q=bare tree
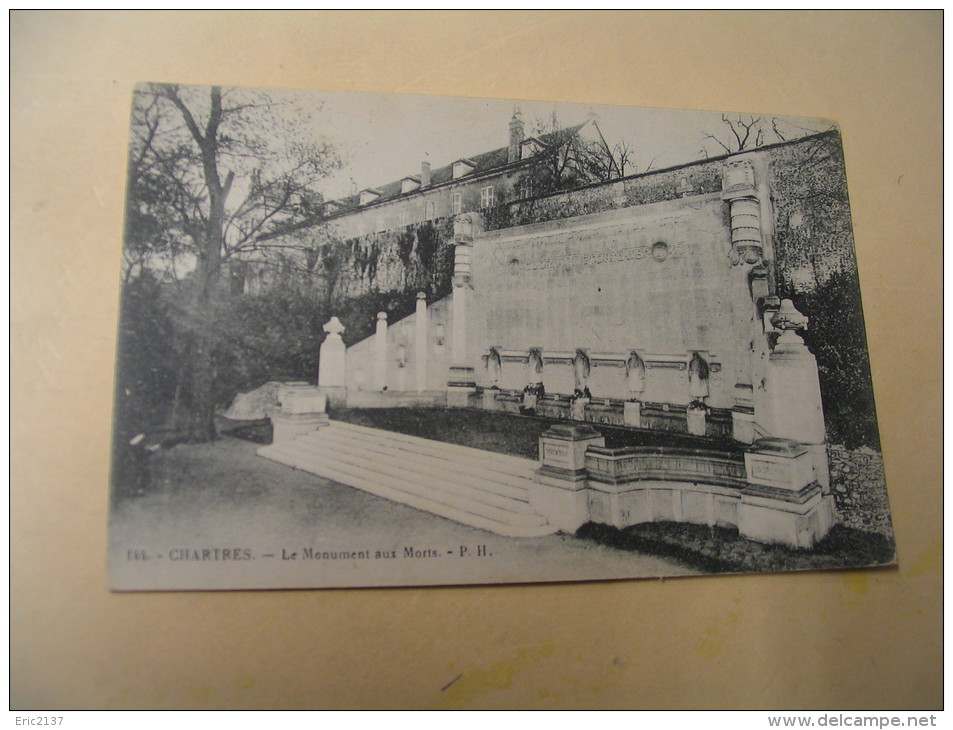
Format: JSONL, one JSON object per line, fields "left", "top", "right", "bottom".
{"left": 514, "top": 113, "right": 601, "bottom": 194}
{"left": 698, "top": 114, "right": 834, "bottom": 158}
{"left": 124, "top": 83, "right": 341, "bottom": 441}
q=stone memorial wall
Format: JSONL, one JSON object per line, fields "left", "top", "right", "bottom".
{"left": 469, "top": 197, "right": 754, "bottom": 408}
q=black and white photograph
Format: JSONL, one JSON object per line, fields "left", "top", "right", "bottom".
{"left": 108, "top": 84, "right": 896, "bottom": 591}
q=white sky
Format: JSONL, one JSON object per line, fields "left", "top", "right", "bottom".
{"left": 264, "top": 87, "right": 836, "bottom": 201}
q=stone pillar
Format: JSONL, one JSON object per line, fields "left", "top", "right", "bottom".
{"left": 531, "top": 424, "right": 605, "bottom": 532}
{"left": 765, "top": 300, "right": 830, "bottom": 491}
{"left": 318, "top": 316, "right": 347, "bottom": 409}
{"left": 739, "top": 437, "right": 835, "bottom": 548}
{"left": 447, "top": 213, "right": 481, "bottom": 407}
{"left": 722, "top": 159, "right": 764, "bottom": 267}
{"left": 722, "top": 160, "right": 773, "bottom": 448}
{"left": 374, "top": 311, "right": 388, "bottom": 391}
{"left": 415, "top": 292, "right": 428, "bottom": 393}
{"left": 270, "top": 384, "right": 329, "bottom": 445}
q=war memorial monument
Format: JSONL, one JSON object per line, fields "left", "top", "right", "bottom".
{"left": 109, "top": 87, "right": 893, "bottom": 590}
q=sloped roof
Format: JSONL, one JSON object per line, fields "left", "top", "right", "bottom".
{"left": 328, "top": 121, "right": 588, "bottom": 215}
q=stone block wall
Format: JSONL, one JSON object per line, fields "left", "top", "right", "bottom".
{"left": 828, "top": 445, "right": 893, "bottom": 538}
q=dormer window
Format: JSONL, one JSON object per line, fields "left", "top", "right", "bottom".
{"left": 400, "top": 176, "right": 421, "bottom": 194}
{"left": 359, "top": 189, "right": 381, "bottom": 206}
{"left": 452, "top": 159, "right": 476, "bottom": 179}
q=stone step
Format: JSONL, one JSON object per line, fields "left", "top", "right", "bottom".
{"left": 260, "top": 440, "right": 543, "bottom": 525}
{"left": 326, "top": 420, "right": 538, "bottom": 474}
{"left": 302, "top": 424, "right": 538, "bottom": 486}
{"left": 257, "top": 428, "right": 557, "bottom": 538}
{"left": 299, "top": 429, "right": 535, "bottom": 506}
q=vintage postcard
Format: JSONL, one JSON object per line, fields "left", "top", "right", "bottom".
{"left": 108, "top": 84, "right": 894, "bottom": 590}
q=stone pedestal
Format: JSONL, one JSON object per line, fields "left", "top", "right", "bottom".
{"left": 738, "top": 487, "right": 835, "bottom": 550}
{"left": 531, "top": 424, "right": 604, "bottom": 532}
{"left": 623, "top": 400, "right": 642, "bottom": 428}
{"left": 687, "top": 407, "right": 707, "bottom": 436}
{"left": 765, "top": 301, "right": 830, "bottom": 490}
{"left": 738, "top": 437, "right": 834, "bottom": 548}
{"left": 272, "top": 412, "right": 329, "bottom": 444}
{"left": 270, "top": 384, "right": 329, "bottom": 445}
{"left": 482, "top": 388, "right": 500, "bottom": 411}
{"left": 277, "top": 383, "right": 326, "bottom": 415}
{"left": 744, "top": 438, "right": 817, "bottom": 492}
{"left": 571, "top": 397, "right": 589, "bottom": 421}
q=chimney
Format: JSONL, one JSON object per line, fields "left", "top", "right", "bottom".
{"left": 421, "top": 161, "right": 432, "bottom": 188}
{"left": 508, "top": 108, "right": 524, "bottom": 164}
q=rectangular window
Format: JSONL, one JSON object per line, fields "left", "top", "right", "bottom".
{"left": 425, "top": 201, "right": 435, "bottom": 220}
{"left": 399, "top": 209, "right": 409, "bottom": 227}
{"left": 480, "top": 185, "right": 495, "bottom": 209}
{"left": 452, "top": 191, "right": 462, "bottom": 215}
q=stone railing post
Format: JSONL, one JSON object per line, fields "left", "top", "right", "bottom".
{"left": 374, "top": 311, "right": 388, "bottom": 391}
{"left": 739, "top": 437, "right": 835, "bottom": 548}
{"left": 318, "top": 316, "right": 347, "bottom": 409}
{"left": 415, "top": 292, "right": 428, "bottom": 393}
{"left": 530, "top": 424, "right": 605, "bottom": 532}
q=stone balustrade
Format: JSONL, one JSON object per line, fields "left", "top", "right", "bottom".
{"left": 585, "top": 445, "right": 748, "bottom": 490}
{"left": 532, "top": 425, "right": 835, "bottom": 548}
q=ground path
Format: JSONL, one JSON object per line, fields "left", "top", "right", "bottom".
{"left": 109, "top": 436, "right": 696, "bottom": 591}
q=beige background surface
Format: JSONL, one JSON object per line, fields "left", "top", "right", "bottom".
{"left": 11, "top": 11, "right": 942, "bottom": 709}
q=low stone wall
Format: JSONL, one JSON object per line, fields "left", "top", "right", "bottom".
{"left": 828, "top": 445, "right": 893, "bottom": 538}
{"left": 474, "top": 389, "right": 733, "bottom": 438}
{"left": 345, "top": 390, "right": 447, "bottom": 409}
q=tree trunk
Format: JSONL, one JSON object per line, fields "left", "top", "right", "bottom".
{"left": 185, "top": 254, "right": 220, "bottom": 442}
{"left": 181, "top": 85, "right": 229, "bottom": 443}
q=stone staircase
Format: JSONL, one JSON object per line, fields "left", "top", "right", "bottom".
{"left": 257, "top": 421, "right": 557, "bottom": 538}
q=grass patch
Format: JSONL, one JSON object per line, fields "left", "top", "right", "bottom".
{"left": 577, "top": 521, "right": 896, "bottom": 575}
{"left": 329, "top": 407, "right": 743, "bottom": 460}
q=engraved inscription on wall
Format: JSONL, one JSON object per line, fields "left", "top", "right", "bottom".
{"left": 514, "top": 242, "right": 688, "bottom": 273}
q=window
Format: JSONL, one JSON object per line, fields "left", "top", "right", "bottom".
{"left": 425, "top": 201, "right": 435, "bottom": 220}
{"left": 480, "top": 185, "right": 495, "bottom": 209}
{"left": 452, "top": 191, "right": 463, "bottom": 215}
{"left": 399, "top": 209, "right": 409, "bottom": 227}
{"left": 519, "top": 178, "right": 534, "bottom": 199}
